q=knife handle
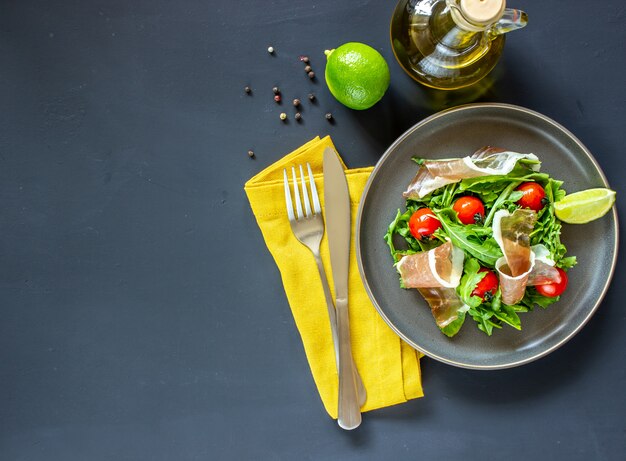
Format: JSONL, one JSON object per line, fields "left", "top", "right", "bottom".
{"left": 336, "top": 297, "right": 362, "bottom": 430}
{"left": 312, "top": 255, "right": 367, "bottom": 407}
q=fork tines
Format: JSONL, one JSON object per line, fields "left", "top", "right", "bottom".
{"left": 283, "top": 163, "right": 321, "bottom": 221}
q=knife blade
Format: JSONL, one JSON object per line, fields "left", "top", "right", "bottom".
{"left": 323, "top": 147, "right": 361, "bottom": 430}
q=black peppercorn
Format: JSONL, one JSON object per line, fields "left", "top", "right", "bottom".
{"left": 293, "top": 98, "right": 301, "bottom": 107}
{"left": 308, "top": 93, "right": 315, "bottom": 101}
{"left": 302, "top": 56, "right": 310, "bottom": 63}
{"left": 272, "top": 86, "right": 280, "bottom": 94}
{"left": 304, "top": 65, "right": 312, "bottom": 73}
{"left": 295, "top": 112, "right": 302, "bottom": 121}
{"left": 244, "top": 86, "right": 251, "bottom": 94}
{"left": 248, "top": 150, "right": 255, "bottom": 158}
{"left": 325, "top": 112, "right": 333, "bottom": 120}
{"left": 308, "top": 71, "right": 315, "bottom": 79}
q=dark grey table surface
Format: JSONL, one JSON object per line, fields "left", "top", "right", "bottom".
{"left": 1, "top": 1, "right": 625, "bottom": 460}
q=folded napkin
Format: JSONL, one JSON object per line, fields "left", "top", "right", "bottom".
{"left": 244, "top": 136, "right": 423, "bottom": 418}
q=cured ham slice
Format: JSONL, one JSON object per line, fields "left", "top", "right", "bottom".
{"left": 492, "top": 209, "right": 563, "bottom": 305}
{"left": 404, "top": 147, "right": 540, "bottom": 199}
{"left": 396, "top": 240, "right": 467, "bottom": 327}
{"left": 417, "top": 287, "right": 469, "bottom": 328}
{"left": 492, "top": 208, "right": 536, "bottom": 276}
{"left": 495, "top": 254, "right": 535, "bottom": 306}
{"left": 527, "top": 244, "right": 562, "bottom": 286}
{"left": 492, "top": 208, "right": 536, "bottom": 304}
{"left": 396, "top": 240, "right": 464, "bottom": 288}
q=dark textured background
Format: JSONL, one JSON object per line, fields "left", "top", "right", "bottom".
{"left": 1, "top": 1, "right": 624, "bottom": 460}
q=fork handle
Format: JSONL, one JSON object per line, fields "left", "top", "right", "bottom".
{"left": 313, "top": 256, "right": 367, "bottom": 409}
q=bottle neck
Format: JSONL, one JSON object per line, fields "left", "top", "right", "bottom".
{"left": 432, "top": 2, "right": 484, "bottom": 49}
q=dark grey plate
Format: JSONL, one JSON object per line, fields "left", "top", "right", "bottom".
{"left": 356, "top": 103, "right": 618, "bottom": 370}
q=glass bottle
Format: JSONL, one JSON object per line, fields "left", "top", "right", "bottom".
{"left": 390, "top": 0, "right": 527, "bottom": 90}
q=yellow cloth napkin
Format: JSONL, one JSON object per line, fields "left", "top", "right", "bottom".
{"left": 244, "top": 136, "right": 423, "bottom": 418}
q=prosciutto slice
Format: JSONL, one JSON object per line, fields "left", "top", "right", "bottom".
{"left": 492, "top": 208, "right": 536, "bottom": 304}
{"left": 396, "top": 241, "right": 468, "bottom": 327}
{"left": 404, "top": 147, "right": 540, "bottom": 199}
{"left": 492, "top": 209, "right": 561, "bottom": 304}
{"left": 396, "top": 240, "right": 464, "bottom": 289}
{"left": 417, "top": 287, "right": 469, "bottom": 328}
{"left": 527, "top": 244, "right": 562, "bottom": 286}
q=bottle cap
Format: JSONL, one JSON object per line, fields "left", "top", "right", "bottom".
{"left": 459, "top": 0, "right": 505, "bottom": 26}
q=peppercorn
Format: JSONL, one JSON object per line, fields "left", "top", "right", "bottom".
{"left": 325, "top": 112, "right": 333, "bottom": 120}
{"left": 248, "top": 150, "right": 255, "bottom": 158}
{"left": 304, "top": 65, "right": 312, "bottom": 73}
{"left": 308, "top": 93, "right": 315, "bottom": 101}
{"left": 274, "top": 94, "right": 281, "bottom": 103}
{"left": 308, "top": 71, "right": 315, "bottom": 79}
{"left": 244, "top": 86, "right": 251, "bottom": 94}
{"left": 302, "top": 56, "right": 310, "bottom": 63}
{"left": 295, "top": 112, "right": 302, "bottom": 121}
{"left": 272, "top": 86, "right": 280, "bottom": 94}
{"left": 293, "top": 98, "right": 301, "bottom": 107}
{"left": 267, "top": 46, "right": 274, "bottom": 54}
{"left": 279, "top": 112, "right": 287, "bottom": 121}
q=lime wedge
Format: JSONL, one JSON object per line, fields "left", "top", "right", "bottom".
{"left": 554, "top": 188, "right": 616, "bottom": 224}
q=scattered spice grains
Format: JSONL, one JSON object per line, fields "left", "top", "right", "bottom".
{"left": 248, "top": 150, "right": 255, "bottom": 158}
{"left": 244, "top": 51, "right": 325, "bottom": 134}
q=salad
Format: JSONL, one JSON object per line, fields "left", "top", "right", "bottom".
{"left": 384, "top": 147, "right": 576, "bottom": 337}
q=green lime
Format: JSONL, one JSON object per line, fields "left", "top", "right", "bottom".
{"left": 554, "top": 188, "right": 616, "bottom": 224}
{"left": 324, "top": 42, "right": 390, "bottom": 110}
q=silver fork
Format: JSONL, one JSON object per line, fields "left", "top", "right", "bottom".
{"left": 283, "top": 164, "right": 367, "bottom": 411}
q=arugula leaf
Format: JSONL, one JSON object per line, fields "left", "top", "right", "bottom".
{"left": 436, "top": 210, "right": 502, "bottom": 266}
{"left": 457, "top": 258, "right": 487, "bottom": 308}
{"left": 468, "top": 305, "right": 501, "bottom": 336}
{"left": 529, "top": 178, "right": 577, "bottom": 268}
{"left": 492, "top": 302, "right": 522, "bottom": 330}
{"left": 483, "top": 180, "right": 522, "bottom": 227}
{"left": 521, "top": 288, "right": 560, "bottom": 309}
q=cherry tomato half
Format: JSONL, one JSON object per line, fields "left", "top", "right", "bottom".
{"left": 471, "top": 268, "right": 499, "bottom": 301}
{"left": 408, "top": 208, "right": 442, "bottom": 240}
{"left": 516, "top": 182, "right": 546, "bottom": 212}
{"left": 535, "top": 267, "right": 568, "bottom": 297}
{"left": 453, "top": 196, "right": 485, "bottom": 225}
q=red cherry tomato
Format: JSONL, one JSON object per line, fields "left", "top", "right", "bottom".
{"left": 535, "top": 267, "right": 568, "bottom": 297}
{"left": 408, "top": 208, "right": 442, "bottom": 240}
{"left": 471, "top": 268, "right": 499, "bottom": 301}
{"left": 516, "top": 182, "right": 546, "bottom": 212}
{"left": 453, "top": 196, "right": 485, "bottom": 225}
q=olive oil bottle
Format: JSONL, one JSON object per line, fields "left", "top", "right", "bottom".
{"left": 390, "top": 0, "right": 527, "bottom": 90}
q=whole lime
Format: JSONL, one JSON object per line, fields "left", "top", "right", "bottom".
{"left": 324, "top": 42, "right": 390, "bottom": 110}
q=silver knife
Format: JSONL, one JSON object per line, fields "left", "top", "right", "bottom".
{"left": 323, "top": 147, "right": 362, "bottom": 430}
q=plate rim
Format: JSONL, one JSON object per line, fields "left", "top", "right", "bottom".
{"left": 355, "top": 102, "right": 619, "bottom": 370}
